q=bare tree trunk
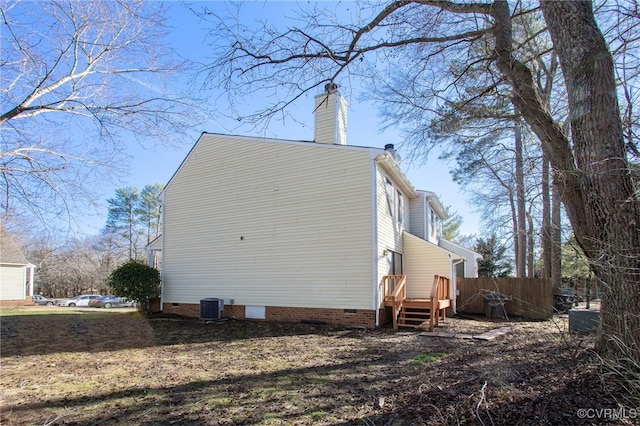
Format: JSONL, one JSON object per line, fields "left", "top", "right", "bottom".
{"left": 540, "top": 0, "right": 640, "bottom": 359}
{"left": 509, "top": 191, "right": 518, "bottom": 274}
{"left": 492, "top": 0, "right": 640, "bottom": 360}
{"left": 514, "top": 118, "right": 527, "bottom": 277}
{"left": 551, "top": 182, "right": 562, "bottom": 294}
{"left": 527, "top": 211, "right": 535, "bottom": 277}
{"left": 541, "top": 156, "right": 552, "bottom": 279}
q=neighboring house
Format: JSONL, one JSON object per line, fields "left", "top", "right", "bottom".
{"left": 152, "top": 84, "right": 481, "bottom": 327}
{"left": 0, "top": 226, "right": 35, "bottom": 306}
{"left": 146, "top": 234, "right": 162, "bottom": 271}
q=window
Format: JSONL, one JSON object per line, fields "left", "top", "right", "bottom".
{"left": 384, "top": 177, "right": 403, "bottom": 223}
{"left": 430, "top": 207, "right": 437, "bottom": 238}
{"left": 384, "top": 178, "right": 394, "bottom": 217}
{"left": 428, "top": 205, "right": 442, "bottom": 240}
{"left": 386, "top": 250, "right": 403, "bottom": 275}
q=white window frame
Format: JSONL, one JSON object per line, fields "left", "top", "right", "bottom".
{"left": 384, "top": 177, "right": 395, "bottom": 218}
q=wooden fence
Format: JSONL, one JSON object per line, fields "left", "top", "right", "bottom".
{"left": 457, "top": 277, "right": 553, "bottom": 320}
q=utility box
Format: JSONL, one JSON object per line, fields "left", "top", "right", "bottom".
{"left": 200, "top": 298, "right": 224, "bottom": 320}
{"left": 569, "top": 309, "right": 599, "bottom": 333}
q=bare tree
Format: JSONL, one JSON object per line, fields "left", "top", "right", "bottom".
{"left": 28, "top": 235, "right": 114, "bottom": 298}
{"left": 0, "top": 0, "right": 200, "bottom": 230}
{"left": 200, "top": 0, "right": 640, "bottom": 361}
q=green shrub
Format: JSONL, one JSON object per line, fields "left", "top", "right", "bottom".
{"left": 108, "top": 260, "right": 160, "bottom": 313}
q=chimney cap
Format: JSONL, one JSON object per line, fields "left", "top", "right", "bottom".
{"left": 384, "top": 143, "right": 401, "bottom": 164}
{"left": 324, "top": 82, "right": 339, "bottom": 93}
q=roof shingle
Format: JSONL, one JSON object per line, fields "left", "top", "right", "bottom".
{"left": 0, "top": 226, "right": 29, "bottom": 265}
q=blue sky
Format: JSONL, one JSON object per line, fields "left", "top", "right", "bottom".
{"left": 84, "top": 1, "right": 481, "bottom": 237}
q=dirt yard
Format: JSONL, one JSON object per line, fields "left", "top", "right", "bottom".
{"left": 0, "top": 306, "right": 636, "bottom": 425}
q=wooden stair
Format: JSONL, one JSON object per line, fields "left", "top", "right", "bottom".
{"left": 383, "top": 275, "right": 451, "bottom": 332}
{"left": 397, "top": 299, "right": 434, "bottom": 329}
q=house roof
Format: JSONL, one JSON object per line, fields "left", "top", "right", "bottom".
{"left": 146, "top": 234, "right": 162, "bottom": 250}
{"left": 0, "top": 226, "right": 29, "bottom": 265}
{"left": 375, "top": 152, "right": 417, "bottom": 198}
{"left": 417, "top": 190, "right": 448, "bottom": 219}
{"left": 439, "top": 238, "right": 483, "bottom": 260}
{"left": 403, "top": 231, "right": 463, "bottom": 260}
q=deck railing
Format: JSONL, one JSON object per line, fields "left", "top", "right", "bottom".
{"left": 432, "top": 275, "right": 450, "bottom": 301}
{"left": 430, "top": 275, "right": 451, "bottom": 329}
{"left": 383, "top": 274, "right": 406, "bottom": 329}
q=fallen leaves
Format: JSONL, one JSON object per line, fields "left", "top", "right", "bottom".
{"left": 0, "top": 310, "right": 634, "bottom": 425}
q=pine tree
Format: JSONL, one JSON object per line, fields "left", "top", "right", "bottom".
{"left": 474, "top": 234, "right": 513, "bottom": 278}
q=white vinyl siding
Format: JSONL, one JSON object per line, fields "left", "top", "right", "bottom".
{"left": 162, "top": 135, "right": 374, "bottom": 309}
{"left": 403, "top": 232, "right": 452, "bottom": 299}
{"left": 0, "top": 265, "right": 25, "bottom": 300}
{"left": 409, "top": 196, "right": 426, "bottom": 239}
{"left": 314, "top": 92, "right": 347, "bottom": 145}
{"left": 375, "top": 168, "right": 410, "bottom": 306}
{"left": 439, "top": 239, "right": 481, "bottom": 278}
{"left": 376, "top": 170, "right": 406, "bottom": 252}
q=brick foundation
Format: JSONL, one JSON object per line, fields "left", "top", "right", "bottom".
{"left": 163, "top": 302, "right": 200, "bottom": 318}
{"left": 0, "top": 296, "right": 33, "bottom": 307}
{"left": 162, "top": 303, "right": 379, "bottom": 328}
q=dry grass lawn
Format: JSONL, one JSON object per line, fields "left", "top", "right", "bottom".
{"left": 0, "top": 306, "right": 635, "bottom": 425}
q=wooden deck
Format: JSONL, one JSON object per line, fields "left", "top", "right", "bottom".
{"left": 383, "top": 275, "right": 451, "bottom": 332}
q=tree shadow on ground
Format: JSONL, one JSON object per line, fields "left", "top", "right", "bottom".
{"left": 0, "top": 312, "right": 341, "bottom": 357}
{"left": 2, "top": 336, "right": 425, "bottom": 425}
{"left": 1, "top": 313, "right": 629, "bottom": 425}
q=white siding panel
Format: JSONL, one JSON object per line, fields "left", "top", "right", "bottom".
{"left": 403, "top": 232, "right": 451, "bottom": 299}
{"left": 314, "top": 93, "right": 347, "bottom": 145}
{"left": 0, "top": 266, "right": 25, "bottom": 300}
{"left": 465, "top": 260, "right": 479, "bottom": 278}
{"left": 439, "top": 239, "right": 480, "bottom": 278}
{"left": 375, "top": 168, "right": 410, "bottom": 307}
{"left": 409, "top": 195, "right": 426, "bottom": 239}
{"left": 162, "top": 135, "right": 374, "bottom": 309}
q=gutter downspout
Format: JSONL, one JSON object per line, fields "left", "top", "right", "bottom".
{"left": 24, "top": 263, "right": 35, "bottom": 297}
{"left": 371, "top": 157, "right": 380, "bottom": 327}
{"left": 159, "top": 193, "right": 165, "bottom": 312}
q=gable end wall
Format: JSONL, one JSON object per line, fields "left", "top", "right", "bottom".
{"left": 162, "top": 135, "right": 375, "bottom": 310}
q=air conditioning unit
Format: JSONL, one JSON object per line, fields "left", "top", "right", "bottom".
{"left": 200, "top": 298, "right": 224, "bottom": 320}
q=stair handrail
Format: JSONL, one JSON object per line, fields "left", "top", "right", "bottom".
{"left": 383, "top": 274, "right": 405, "bottom": 298}
{"left": 429, "top": 275, "right": 451, "bottom": 331}
{"left": 383, "top": 274, "right": 406, "bottom": 329}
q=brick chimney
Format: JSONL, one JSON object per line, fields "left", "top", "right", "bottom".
{"left": 314, "top": 83, "right": 347, "bottom": 145}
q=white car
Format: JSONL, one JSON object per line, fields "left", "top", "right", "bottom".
{"left": 57, "top": 294, "right": 102, "bottom": 307}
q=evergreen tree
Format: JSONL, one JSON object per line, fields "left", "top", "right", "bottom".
{"left": 105, "top": 187, "right": 140, "bottom": 260}
{"left": 136, "top": 184, "right": 164, "bottom": 245}
{"left": 442, "top": 206, "right": 463, "bottom": 242}
{"left": 474, "top": 234, "right": 513, "bottom": 278}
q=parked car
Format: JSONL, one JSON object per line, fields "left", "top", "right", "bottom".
{"left": 88, "top": 295, "right": 136, "bottom": 309}
{"left": 57, "top": 294, "right": 102, "bottom": 307}
{"left": 32, "top": 295, "right": 56, "bottom": 306}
